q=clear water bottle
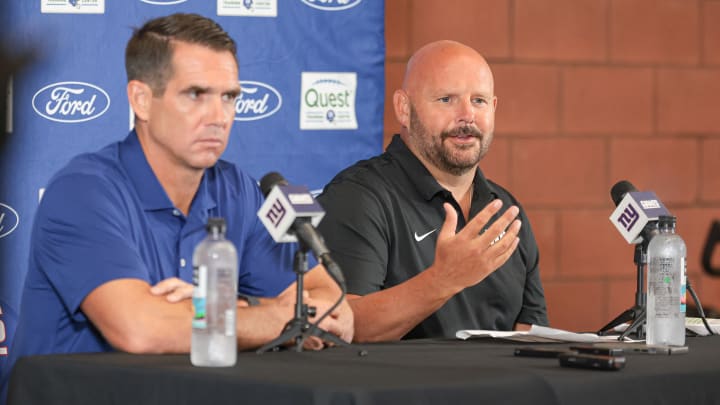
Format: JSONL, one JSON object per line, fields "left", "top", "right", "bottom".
{"left": 191, "top": 217, "right": 238, "bottom": 366}
{"left": 646, "top": 215, "right": 687, "bottom": 346}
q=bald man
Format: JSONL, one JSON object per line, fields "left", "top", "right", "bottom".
{"left": 317, "top": 40, "right": 548, "bottom": 342}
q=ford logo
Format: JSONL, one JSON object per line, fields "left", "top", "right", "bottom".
{"left": 301, "top": 0, "right": 362, "bottom": 11}
{"left": 139, "top": 0, "right": 188, "bottom": 5}
{"left": 0, "top": 203, "right": 19, "bottom": 239}
{"left": 235, "top": 81, "right": 282, "bottom": 122}
{"left": 32, "top": 81, "right": 110, "bottom": 123}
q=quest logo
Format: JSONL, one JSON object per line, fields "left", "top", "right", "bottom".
{"left": 235, "top": 81, "right": 282, "bottom": 121}
{"left": 41, "top": 0, "right": 105, "bottom": 14}
{"left": 139, "top": 0, "right": 189, "bottom": 5}
{"left": 301, "top": 0, "right": 362, "bottom": 11}
{"left": 32, "top": 81, "right": 110, "bottom": 123}
{"left": 300, "top": 72, "right": 357, "bottom": 130}
{"left": 0, "top": 203, "right": 19, "bottom": 239}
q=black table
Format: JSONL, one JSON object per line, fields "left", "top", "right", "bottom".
{"left": 8, "top": 336, "right": 720, "bottom": 405}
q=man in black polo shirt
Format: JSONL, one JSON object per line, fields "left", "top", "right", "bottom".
{"left": 317, "top": 40, "right": 548, "bottom": 341}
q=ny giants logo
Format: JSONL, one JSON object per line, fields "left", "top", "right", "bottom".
{"left": 264, "top": 198, "right": 287, "bottom": 228}
{"left": 32, "top": 81, "right": 110, "bottom": 123}
{"left": 617, "top": 204, "right": 640, "bottom": 232}
{"left": 0, "top": 203, "right": 19, "bottom": 239}
{"left": 235, "top": 81, "right": 282, "bottom": 121}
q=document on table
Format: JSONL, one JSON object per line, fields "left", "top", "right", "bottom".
{"left": 456, "top": 325, "right": 640, "bottom": 343}
{"left": 685, "top": 317, "right": 720, "bottom": 336}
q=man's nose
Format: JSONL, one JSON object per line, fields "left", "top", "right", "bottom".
{"left": 457, "top": 99, "right": 475, "bottom": 125}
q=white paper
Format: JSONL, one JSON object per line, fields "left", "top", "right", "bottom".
{"left": 456, "top": 324, "right": 639, "bottom": 343}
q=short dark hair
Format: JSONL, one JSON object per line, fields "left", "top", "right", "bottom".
{"left": 125, "top": 13, "right": 237, "bottom": 95}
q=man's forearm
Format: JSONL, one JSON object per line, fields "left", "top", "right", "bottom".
{"left": 349, "top": 267, "right": 456, "bottom": 342}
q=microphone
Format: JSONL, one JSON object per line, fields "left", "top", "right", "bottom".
{"left": 257, "top": 172, "right": 325, "bottom": 244}
{"left": 257, "top": 172, "right": 345, "bottom": 286}
{"left": 608, "top": 180, "right": 671, "bottom": 244}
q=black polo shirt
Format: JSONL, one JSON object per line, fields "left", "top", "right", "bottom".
{"left": 317, "top": 135, "right": 548, "bottom": 339}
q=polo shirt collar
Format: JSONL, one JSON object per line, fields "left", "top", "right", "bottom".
{"left": 386, "top": 134, "right": 498, "bottom": 205}
{"left": 118, "top": 130, "right": 217, "bottom": 215}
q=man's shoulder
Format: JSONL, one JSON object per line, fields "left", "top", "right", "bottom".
{"left": 50, "top": 142, "right": 123, "bottom": 186}
{"left": 324, "top": 152, "right": 396, "bottom": 191}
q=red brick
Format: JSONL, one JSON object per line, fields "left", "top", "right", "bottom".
{"left": 559, "top": 209, "right": 636, "bottom": 278}
{"left": 526, "top": 209, "right": 559, "bottom": 279}
{"left": 691, "top": 275, "right": 720, "bottom": 316}
{"left": 701, "top": 139, "right": 720, "bottom": 202}
{"left": 607, "top": 278, "right": 644, "bottom": 328}
{"left": 609, "top": 138, "right": 699, "bottom": 204}
{"left": 704, "top": 1, "right": 720, "bottom": 66}
{"left": 494, "top": 64, "right": 560, "bottom": 135}
{"left": 543, "top": 280, "right": 606, "bottom": 331}
{"left": 514, "top": 0, "right": 608, "bottom": 62}
{"left": 479, "top": 138, "right": 510, "bottom": 188}
{"left": 610, "top": 0, "right": 700, "bottom": 65}
{"left": 512, "top": 138, "right": 607, "bottom": 206}
{"left": 668, "top": 208, "right": 720, "bottom": 278}
{"left": 383, "top": 61, "right": 406, "bottom": 147}
{"left": 385, "top": 0, "right": 410, "bottom": 60}
{"left": 562, "top": 67, "right": 653, "bottom": 135}
{"left": 409, "top": 0, "right": 510, "bottom": 59}
{"left": 658, "top": 68, "right": 720, "bottom": 134}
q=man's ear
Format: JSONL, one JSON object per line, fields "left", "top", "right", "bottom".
{"left": 393, "top": 89, "right": 410, "bottom": 128}
{"left": 127, "top": 80, "right": 152, "bottom": 122}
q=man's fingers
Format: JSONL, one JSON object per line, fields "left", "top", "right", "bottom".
{"left": 437, "top": 203, "right": 459, "bottom": 241}
{"left": 462, "top": 199, "right": 503, "bottom": 238}
{"left": 150, "top": 277, "right": 183, "bottom": 295}
{"left": 150, "top": 277, "right": 194, "bottom": 302}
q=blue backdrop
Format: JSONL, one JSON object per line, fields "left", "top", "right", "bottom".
{"left": 0, "top": 0, "right": 384, "bottom": 376}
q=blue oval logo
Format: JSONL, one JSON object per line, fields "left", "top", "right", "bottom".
{"left": 139, "top": 0, "right": 188, "bottom": 5}
{"left": 32, "top": 81, "right": 111, "bottom": 124}
{"left": 301, "top": 0, "right": 362, "bottom": 11}
{"left": 0, "top": 203, "right": 19, "bottom": 239}
{"left": 235, "top": 81, "right": 282, "bottom": 122}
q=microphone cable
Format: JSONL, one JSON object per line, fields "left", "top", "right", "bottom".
{"left": 686, "top": 277, "right": 715, "bottom": 336}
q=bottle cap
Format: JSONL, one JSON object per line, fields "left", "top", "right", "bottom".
{"left": 658, "top": 215, "right": 676, "bottom": 227}
{"left": 206, "top": 217, "right": 227, "bottom": 233}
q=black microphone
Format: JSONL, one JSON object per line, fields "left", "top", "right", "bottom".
{"left": 610, "top": 180, "right": 637, "bottom": 206}
{"left": 258, "top": 172, "right": 345, "bottom": 287}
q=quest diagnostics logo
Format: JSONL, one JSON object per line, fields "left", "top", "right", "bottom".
{"left": 41, "top": 0, "right": 105, "bottom": 13}
{"left": 301, "top": 0, "right": 362, "bottom": 11}
{"left": 300, "top": 72, "right": 357, "bottom": 130}
{"left": 139, "top": 0, "right": 189, "bottom": 5}
{"left": 32, "top": 81, "right": 110, "bottom": 123}
{"left": 235, "top": 81, "right": 282, "bottom": 121}
{"left": 0, "top": 203, "right": 19, "bottom": 239}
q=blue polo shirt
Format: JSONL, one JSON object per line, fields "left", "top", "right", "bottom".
{"left": 6, "top": 131, "right": 298, "bottom": 376}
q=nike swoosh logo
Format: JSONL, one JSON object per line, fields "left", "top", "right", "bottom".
{"left": 414, "top": 229, "right": 437, "bottom": 242}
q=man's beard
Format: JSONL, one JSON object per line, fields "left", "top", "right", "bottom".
{"left": 408, "top": 106, "right": 490, "bottom": 176}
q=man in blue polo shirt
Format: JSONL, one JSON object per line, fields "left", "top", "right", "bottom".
{"left": 3, "top": 13, "right": 353, "bottom": 397}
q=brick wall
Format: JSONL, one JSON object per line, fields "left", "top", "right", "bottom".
{"left": 384, "top": 0, "right": 720, "bottom": 331}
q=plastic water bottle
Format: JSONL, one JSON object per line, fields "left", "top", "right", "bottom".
{"left": 646, "top": 215, "right": 686, "bottom": 346}
{"left": 191, "top": 217, "right": 238, "bottom": 366}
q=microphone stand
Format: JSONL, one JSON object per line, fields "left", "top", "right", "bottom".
{"left": 597, "top": 230, "right": 654, "bottom": 340}
{"left": 256, "top": 242, "right": 346, "bottom": 353}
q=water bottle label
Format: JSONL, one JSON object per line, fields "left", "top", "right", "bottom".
{"left": 192, "top": 265, "right": 208, "bottom": 329}
{"left": 680, "top": 257, "right": 687, "bottom": 313}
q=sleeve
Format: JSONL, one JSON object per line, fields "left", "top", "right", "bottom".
{"left": 31, "top": 173, "right": 151, "bottom": 322}
{"left": 316, "top": 179, "right": 390, "bottom": 296}
{"left": 514, "top": 205, "right": 549, "bottom": 326}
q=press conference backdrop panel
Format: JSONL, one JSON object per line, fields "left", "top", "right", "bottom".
{"left": 0, "top": 0, "right": 385, "bottom": 372}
